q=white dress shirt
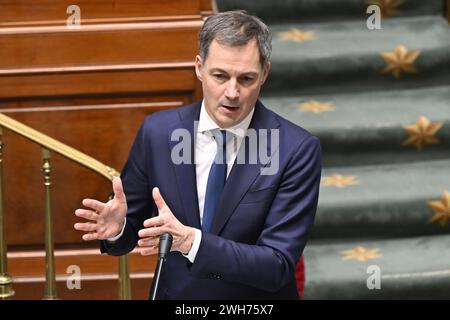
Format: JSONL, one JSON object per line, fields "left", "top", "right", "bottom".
{"left": 185, "top": 101, "right": 254, "bottom": 262}
{"left": 109, "top": 100, "right": 255, "bottom": 263}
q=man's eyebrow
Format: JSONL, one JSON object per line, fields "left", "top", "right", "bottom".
{"left": 209, "top": 68, "right": 228, "bottom": 74}
{"left": 209, "top": 68, "right": 259, "bottom": 76}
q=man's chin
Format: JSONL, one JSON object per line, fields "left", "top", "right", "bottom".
{"left": 216, "top": 112, "right": 241, "bottom": 128}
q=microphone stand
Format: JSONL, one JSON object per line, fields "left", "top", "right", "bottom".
{"left": 151, "top": 233, "right": 173, "bottom": 300}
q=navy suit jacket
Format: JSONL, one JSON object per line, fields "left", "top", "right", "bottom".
{"left": 100, "top": 100, "right": 322, "bottom": 300}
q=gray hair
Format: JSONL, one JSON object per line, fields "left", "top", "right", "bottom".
{"left": 198, "top": 10, "right": 272, "bottom": 67}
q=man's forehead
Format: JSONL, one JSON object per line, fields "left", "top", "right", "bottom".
{"left": 203, "top": 39, "right": 262, "bottom": 72}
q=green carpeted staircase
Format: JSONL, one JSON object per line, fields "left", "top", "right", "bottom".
{"left": 216, "top": 0, "right": 450, "bottom": 299}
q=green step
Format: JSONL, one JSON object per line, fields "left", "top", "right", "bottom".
{"left": 303, "top": 234, "right": 450, "bottom": 299}
{"left": 262, "top": 85, "right": 450, "bottom": 166}
{"left": 312, "top": 159, "right": 450, "bottom": 238}
{"left": 263, "top": 15, "right": 450, "bottom": 95}
{"left": 216, "top": 0, "right": 445, "bottom": 24}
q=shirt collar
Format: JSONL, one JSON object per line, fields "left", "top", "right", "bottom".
{"left": 196, "top": 100, "right": 255, "bottom": 138}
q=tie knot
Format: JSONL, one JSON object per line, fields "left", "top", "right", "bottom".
{"left": 211, "top": 129, "right": 232, "bottom": 164}
{"left": 211, "top": 129, "right": 228, "bottom": 148}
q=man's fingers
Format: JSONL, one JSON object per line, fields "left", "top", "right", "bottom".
{"left": 82, "top": 198, "right": 106, "bottom": 212}
{"left": 75, "top": 209, "right": 99, "bottom": 221}
{"left": 82, "top": 232, "right": 99, "bottom": 241}
{"left": 143, "top": 216, "right": 164, "bottom": 228}
{"left": 112, "top": 177, "right": 126, "bottom": 203}
{"left": 74, "top": 222, "right": 97, "bottom": 232}
{"left": 138, "top": 226, "right": 163, "bottom": 238}
{"left": 140, "top": 247, "right": 157, "bottom": 256}
{"left": 138, "top": 237, "right": 159, "bottom": 247}
{"left": 152, "top": 187, "right": 167, "bottom": 212}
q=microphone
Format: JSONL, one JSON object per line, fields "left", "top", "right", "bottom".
{"left": 150, "top": 232, "right": 173, "bottom": 300}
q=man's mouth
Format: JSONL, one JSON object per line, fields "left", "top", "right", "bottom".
{"left": 220, "top": 104, "right": 240, "bottom": 112}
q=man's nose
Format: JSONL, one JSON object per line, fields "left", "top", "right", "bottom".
{"left": 224, "top": 79, "right": 239, "bottom": 100}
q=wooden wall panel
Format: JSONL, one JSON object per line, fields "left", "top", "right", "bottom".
{"left": 9, "top": 248, "right": 156, "bottom": 275}
{"left": 447, "top": 0, "right": 450, "bottom": 23}
{"left": 0, "top": 0, "right": 202, "bottom": 24}
{"left": 200, "top": 0, "right": 215, "bottom": 15}
{"left": 8, "top": 248, "right": 156, "bottom": 299}
{"left": 0, "top": 93, "right": 191, "bottom": 109}
{"left": 12, "top": 277, "right": 152, "bottom": 299}
{"left": 0, "top": 66, "right": 197, "bottom": 99}
{"left": 0, "top": 23, "right": 201, "bottom": 68}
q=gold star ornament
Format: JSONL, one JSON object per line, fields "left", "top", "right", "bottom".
{"left": 322, "top": 174, "right": 358, "bottom": 188}
{"left": 428, "top": 191, "right": 450, "bottom": 226}
{"left": 341, "top": 246, "right": 382, "bottom": 262}
{"left": 380, "top": 45, "right": 420, "bottom": 78}
{"left": 297, "top": 100, "right": 335, "bottom": 113}
{"left": 277, "top": 28, "right": 316, "bottom": 43}
{"left": 368, "top": 0, "right": 404, "bottom": 18}
{"left": 402, "top": 116, "right": 443, "bottom": 151}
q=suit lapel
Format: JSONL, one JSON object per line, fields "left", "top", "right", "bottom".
{"left": 211, "top": 101, "right": 281, "bottom": 235}
{"left": 168, "top": 102, "right": 202, "bottom": 229}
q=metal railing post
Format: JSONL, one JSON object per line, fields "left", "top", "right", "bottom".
{"left": 118, "top": 255, "right": 131, "bottom": 300}
{"left": 41, "top": 148, "right": 57, "bottom": 300}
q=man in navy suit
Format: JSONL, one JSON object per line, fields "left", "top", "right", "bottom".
{"left": 74, "top": 10, "right": 321, "bottom": 299}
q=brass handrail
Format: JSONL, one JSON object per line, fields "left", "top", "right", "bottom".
{"left": 0, "top": 113, "right": 119, "bottom": 179}
{"left": 0, "top": 112, "right": 131, "bottom": 300}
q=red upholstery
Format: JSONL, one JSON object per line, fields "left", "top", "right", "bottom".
{"left": 295, "top": 255, "right": 305, "bottom": 299}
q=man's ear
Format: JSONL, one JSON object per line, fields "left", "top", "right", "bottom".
{"left": 195, "top": 55, "right": 203, "bottom": 82}
{"left": 260, "top": 62, "right": 271, "bottom": 85}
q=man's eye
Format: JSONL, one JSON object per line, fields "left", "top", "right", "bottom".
{"left": 213, "top": 74, "right": 226, "bottom": 80}
{"left": 242, "top": 77, "right": 254, "bottom": 82}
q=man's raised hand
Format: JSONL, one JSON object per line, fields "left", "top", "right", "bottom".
{"left": 137, "top": 187, "right": 195, "bottom": 256}
{"left": 74, "top": 176, "right": 128, "bottom": 241}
